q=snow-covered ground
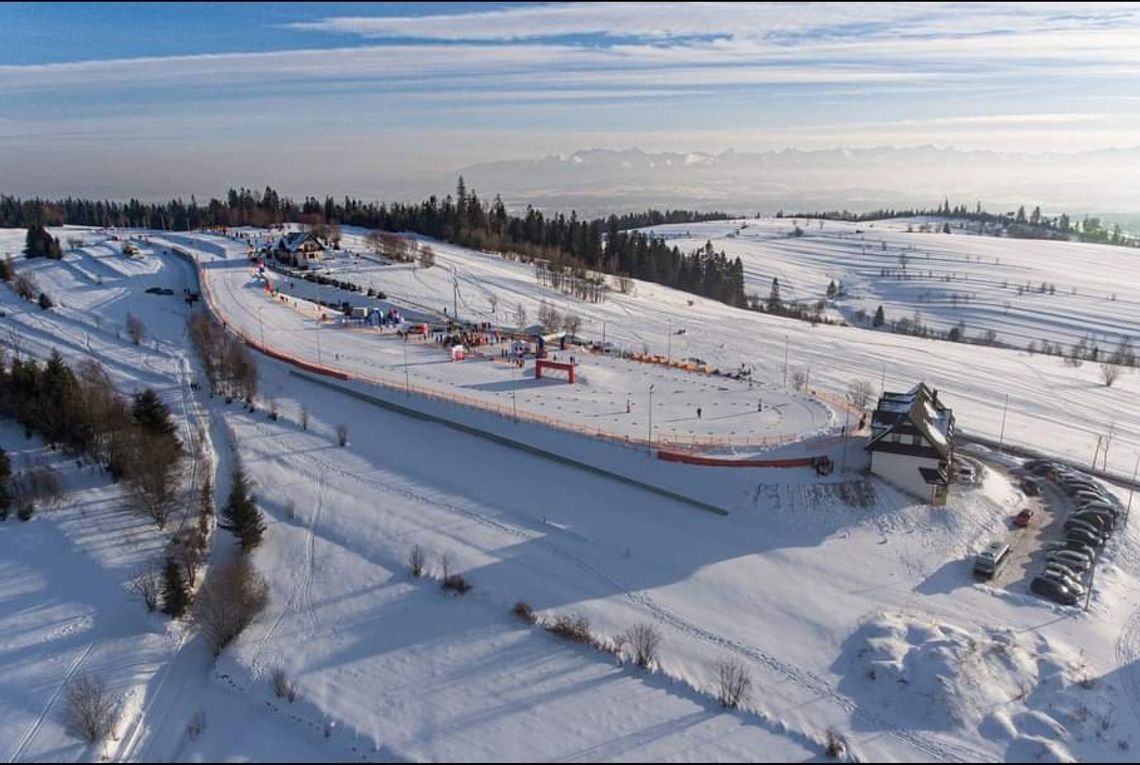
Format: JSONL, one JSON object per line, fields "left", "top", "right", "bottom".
{"left": 3, "top": 224, "right": 1140, "bottom": 763}
{"left": 641, "top": 216, "right": 1140, "bottom": 354}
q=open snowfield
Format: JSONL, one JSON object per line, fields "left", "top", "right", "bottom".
{"left": 156, "top": 221, "right": 1140, "bottom": 477}
{"left": 640, "top": 216, "right": 1140, "bottom": 354}
{"left": 3, "top": 225, "right": 1140, "bottom": 762}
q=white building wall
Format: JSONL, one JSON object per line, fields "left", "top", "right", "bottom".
{"left": 870, "top": 451, "right": 938, "bottom": 502}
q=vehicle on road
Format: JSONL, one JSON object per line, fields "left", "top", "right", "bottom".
{"left": 1013, "top": 508, "right": 1035, "bottom": 528}
{"left": 145, "top": 286, "right": 174, "bottom": 295}
{"left": 974, "top": 541, "right": 1011, "bottom": 579}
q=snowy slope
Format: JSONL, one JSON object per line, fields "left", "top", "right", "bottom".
{"left": 3, "top": 226, "right": 1140, "bottom": 763}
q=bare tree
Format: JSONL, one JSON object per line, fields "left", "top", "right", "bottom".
{"left": 514, "top": 303, "right": 528, "bottom": 330}
{"left": 715, "top": 656, "right": 752, "bottom": 709}
{"left": 617, "top": 275, "right": 634, "bottom": 295}
{"left": 195, "top": 557, "right": 269, "bottom": 656}
{"left": 791, "top": 368, "right": 808, "bottom": 392}
{"left": 537, "top": 301, "right": 561, "bottom": 333}
{"left": 126, "top": 313, "right": 146, "bottom": 346}
{"left": 439, "top": 551, "right": 452, "bottom": 581}
{"left": 627, "top": 623, "right": 661, "bottom": 669}
{"left": 63, "top": 673, "right": 118, "bottom": 743}
{"left": 419, "top": 245, "right": 436, "bottom": 269}
{"left": 13, "top": 273, "right": 37, "bottom": 301}
{"left": 124, "top": 431, "right": 184, "bottom": 529}
{"left": 562, "top": 312, "right": 582, "bottom": 339}
{"left": 270, "top": 667, "right": 297, "bottom": 702}
{"left": 488, "top": 295, "right": 498, "bottom": 314}
{"left": 846, "top": 379, "right": 875, "bottom": 410}
{"left": 1101, "top": 362, "right": 1121, "bottom": 387}
{"left": 409, "top": 544, "right": 426, "bottom": 577}
{"left": 131, "top": 564, "right": 162, "bottom": 612}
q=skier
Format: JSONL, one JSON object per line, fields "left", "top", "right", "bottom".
{"left": 697, "top": 407, "right": 702, "bottom": 419}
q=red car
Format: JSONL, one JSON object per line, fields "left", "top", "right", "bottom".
{"left": 1014, "top": 508, "right": 1034, "bottom": 528}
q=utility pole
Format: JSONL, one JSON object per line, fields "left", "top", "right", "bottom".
{"left": 1126, "top": 452, "right": 1139, "bottom": 527}
{"left": 997, "top": 393, "right": 1009, "bottom": 454}
{"left": 783, "top": 335, "right": 788, "bottom": 388}
{"left": 841, "top": 408, "right": 850, "bottom": 473}
{"left": 667, "top": 319, "right": 672, "bottom": 361}
{"left": 648, "top": 384, "right": 655, "bottom": 454}
{"left": 880, "top": 363, "right": 886, "bottom": 398}
{"left": 403, "top": 334, "right": 410, "bottom": 396}
{"left": 512, "top": 389, "right": 517, "bottom": 421}
{"left": 453, "top": 274, "right": 459, "bottom": 325}
{"left": 1091, "top": 434, "right": 1103, "bottom": 471}
{"left": 602, "top": 320, "right": 606, "bottom": 345}
{"left": 257, "top": 305, "right": 266, "bottom": 350}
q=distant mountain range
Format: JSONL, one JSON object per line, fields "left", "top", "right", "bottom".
{"left": 449, "top": 145, "right": 1140, "bottom": 217}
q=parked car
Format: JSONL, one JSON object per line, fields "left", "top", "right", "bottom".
{"left": 1031, "top": 576, "right": 1080, "bottom": 606}
{"left": 1074, "top": 499, "right": 1119, "bottom": 518}
{"left": 1013, "top": 508, "right": 1035, "bottom": 528}
{"left": 1047, "top": 550, "right": 1092, "bottom": 572}
{"left": 1064, "top": 517, "right": 1108, "bottom": 541}
{"left": 1065, "top": 527, "right": 1103, "bottom": 549}
{"left": 1020, "top": 478, "right": 1042, "bottom": 496}
{"left": 957, "top": 463, "right": 977, "bottom": 482}
{"left": 1042, "top": 566, "right": 1086, "bottom": 594}
{"left": 1070, "top": 488, "right": 1113, "bottom": 505}
{"left": 1071, "top": 509, "right": 1115, "bottom": 534}
{"left": 1023, "top": 459, "right": 1053, "bottom": 474}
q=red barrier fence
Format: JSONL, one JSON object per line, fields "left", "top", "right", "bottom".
{"left": 656, "top": 450, "right": 820, "bottom": 468}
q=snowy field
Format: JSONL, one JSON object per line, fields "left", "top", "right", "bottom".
{"left": 640, "top": 216, "right": 1140, "bottom": 354}
{"left": 157, "top": 222, "right": 1140, "bottom": 477}
{"left": 2, "top": 225, "right": 1140, "bottom": 763}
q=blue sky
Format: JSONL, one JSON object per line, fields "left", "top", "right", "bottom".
{"left": 2, "top": 2, "right": 1139, "bottom": 200}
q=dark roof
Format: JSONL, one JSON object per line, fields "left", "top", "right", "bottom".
{"left": 867, "top": 382, "right": 954, "bottom": 459}
{"left": 278, "top": 231, "right": 324, "bottom": 252}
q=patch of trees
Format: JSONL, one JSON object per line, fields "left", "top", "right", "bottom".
{"left": 187, "top": 311, "right": 258, "bottom": 401}
{"left": 786, "top": 201, "right": 1138, "bottom": 248}
{"left": 23, "top": 225, "right": 62, "bottom": 259}
{"left": 0, "top": 351, "right": 185, "bottom": 527}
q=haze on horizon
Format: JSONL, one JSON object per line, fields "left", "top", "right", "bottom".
{"left": 2, "top": 2, "right": 1140, "bottom": 212}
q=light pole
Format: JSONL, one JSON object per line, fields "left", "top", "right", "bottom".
{"left": 512, "top": 389, "right": 517, "bottom": 421}
{"left": 647, "top": 384, "right": 655, "bottom": 454}
{"left": 880, "top": 363, "right": 886, "bottom": 398}
{"left": 403, "top": 333, "right": 410, "bottom": 396}
{"left": 1126, "top": 452, "right": 1139, "bottom": 526}
{"left": 667, "top": 319, "right": 672, "bottom": 361}
{"left": 841, "top": 408, "right": 850, "bottom": 473}
{"left": 257, "top": 305, "right": 266, "bottom": 350}
{"left": 997, "top": 393, "right": 1009, "bottom": 454}
{"left": 783, "top": 335, "right": 788, "bottom": 388}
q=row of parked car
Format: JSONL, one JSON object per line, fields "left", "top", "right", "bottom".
{"left": 1024, "top": 460, "right": 1124, "bottom": 606}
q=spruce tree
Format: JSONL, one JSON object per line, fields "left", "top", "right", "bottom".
{"left": 220, "top": 466, "right": 265, "bottom": 552}
{"left": 132, "top": 389, "right": 176, "bottom": 437}
{"left": 0, "top": 447, "right": 11, "bottom": 520}
{"left": 767, "top": 278, "right": 782, "bottom": 313}
{"left": 873, "top": 305, "right": 885, "bottom": 328}
{"left": 161, "top": 555, "right": 189, "bottom": 617}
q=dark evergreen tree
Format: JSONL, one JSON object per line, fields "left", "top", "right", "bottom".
{"left": 0, "top": 447, "right": 10, "bottom": 520}
{"left": 873, "top": 305, "right": 885, "bottom": 327}
{"left": 826, "top": 280, "right": 837, "bottom": 300}
{"left": 767, "top": 278, "right": 782, "bottom": 313}
{"left": 161, "top": 555, "right": 190, "bottom": 618}
{"left": 132, "top": 389, "right": 177, "bottom": 439}
{"left": 220, "top": 465, "right": 265, "bottom": 552}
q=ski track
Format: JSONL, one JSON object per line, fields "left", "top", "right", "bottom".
{"left": 7, "top": 643, "right": 95, "bottom": 764}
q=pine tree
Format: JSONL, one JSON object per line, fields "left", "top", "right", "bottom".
{"left": 132, "top": 389, "right": 177, "bottom": 438}
{"left": 161, "top": 555, "right": 189, "bottom": 617}
{"left": 826, "top": 280, "right": 837, "bottom": 300}
{"left": 767, "top": 278, "right": 782, "bottom": 313}
{"left": 220, "top": 466, "right": 265, "bottom": 552}
{"left": 0, "top": 447, "right": 11, "bottom": 520}
{"left": 873, "top": 305, "right": 885, "bottom": 327}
